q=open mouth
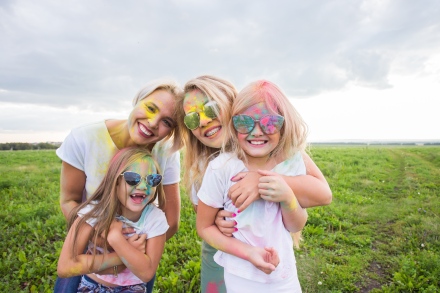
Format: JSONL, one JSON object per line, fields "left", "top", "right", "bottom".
{"left": 130, "top": 193, "right": 148, "bottom": 204}
{"left": 205, "top": 126, "right": 221, "bottom": 138}
{"left": 139, "top": 123, "right": 153, "bottom": 137}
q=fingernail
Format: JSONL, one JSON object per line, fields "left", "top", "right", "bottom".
{"left": 230, "top": 175, "right": 236, "bottom": 181}
{"left": 234, "top": 228, "right": 238, "bottom": 232}
{"left": 237, "top": 210, "right": 241, "bottom": 213}
{"left": 234, "top": 221, "right": 237, "bottom": 225}
{"left": 232, "top": 213, "right": 236, "bottom": 217}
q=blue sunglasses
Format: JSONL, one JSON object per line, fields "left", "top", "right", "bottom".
{"left": 120, "top": 171, "right": 162, "bottom": 187}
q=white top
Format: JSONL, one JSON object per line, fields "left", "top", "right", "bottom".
{"left": 78, "top": 203, "right": 169, "bottom": 286}
{"left": 197, "top": 152, "right": 305, "bottom": 284}
{"left": 56, "top": 120, "right": 180, "bottom": 201}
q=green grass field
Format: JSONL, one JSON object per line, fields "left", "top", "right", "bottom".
{"left": 0, "top": 146, "right": 439, "bottom": 292}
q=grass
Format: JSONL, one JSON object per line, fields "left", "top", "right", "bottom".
{"left": 0, "top": 146, "right": 439, "bottom": 292}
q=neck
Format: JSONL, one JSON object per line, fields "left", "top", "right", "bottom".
{"left": 106, "top": 120, "right": 136, "bottom": 149}
{"left": 121, "top": 207, "right": 143, "bottom": 222}
{"left": 245, "top": 155, "right": 277, "bottom": 171}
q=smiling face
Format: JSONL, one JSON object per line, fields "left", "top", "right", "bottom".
{"left": 117, "top": 157, "right": 158, "bottom": 221}
{"left": 183, "top": 89, "right": 224, "bottom": 149}
{"left": 237, "top": 102, "right": 280, "bottom": 160}
{"left": 128, "top": 90, "right": 177, "bottom": 146}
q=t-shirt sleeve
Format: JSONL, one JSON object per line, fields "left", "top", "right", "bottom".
{"left": 144, "top": 207, "right": 169, "bottom": 239}
{"left": 77, "top": 203, "right": 97, "bottom": 227}
{"left": 56, "top": 129, "right": 85, "bottom": 171}
{"left": 197, "top": 161, "right": 226, "bottom": 209}
{"left": 161, "top": 150, "right": 180, "bottom": 186}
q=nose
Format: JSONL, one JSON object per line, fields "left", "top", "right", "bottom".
{"left": 250, "top": 122, "right": 263, "bottom": 137}
{"left": 148, "top": 116, "right": 159, "bottom": 129}
{"left": 199, "top": 112, "right": 213, "bottom": 128}
{"left": 136, "top": 179, "right": 152, "bottom": 193}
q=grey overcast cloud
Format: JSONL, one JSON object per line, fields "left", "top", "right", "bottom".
{"left": 1, "top": 0, "right": 439, "bottom": 143}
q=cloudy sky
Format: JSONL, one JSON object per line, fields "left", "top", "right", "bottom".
{"left": 1, "top": 0, "right": 439, "bottom": 143}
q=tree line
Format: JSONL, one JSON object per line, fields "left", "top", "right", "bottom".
{"left": 0, "top": 142, "right": 59, "bottom": 151}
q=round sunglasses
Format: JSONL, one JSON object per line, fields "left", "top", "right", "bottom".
{"left": 120, "top": 171, "right": 162, "bottom": 187}
{"left": 232, "top": 114, "right": 285, "bottom": 135}
{"left": 184, "top": 101, "right": 219, "bottom": 130}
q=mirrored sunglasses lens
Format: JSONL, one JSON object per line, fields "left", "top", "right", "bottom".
{"left": 204, "top": 103, "right": 218, "bottom": 119}
{"left": 123, "top": 172, "right": 141, "bottom": 186}
{"left": 233, "top": 115, "right": 254, "bottom": 134}
{"left": 260, "top": 115, "right": 284, "bottom": 134}
{"left": 184, "top": 113, "right": 200, "bottom": 130}
{"left": 147, "top": 174, "right": 162, "bottom": 187}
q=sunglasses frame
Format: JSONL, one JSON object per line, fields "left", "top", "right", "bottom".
{"left": 232, "top": 114, "right": 285, "bottom": 135}
{"left": 183, "top": 101, "right": 219, "bottom": 130}
{"left": 120, "top": 171, "right": 163, "bottom": 188}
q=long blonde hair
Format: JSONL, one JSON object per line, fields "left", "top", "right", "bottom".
{"left": 132, "top": 78, "right": 184, "bottom": 153}
{"left": 176, "top": 75, "right": 237, "bottom": 200}
{"left": 67, "top": 147, "right": 165, "bottom": 270}
{"left": 229, "top": 80, "right": 308, "bottom": 163}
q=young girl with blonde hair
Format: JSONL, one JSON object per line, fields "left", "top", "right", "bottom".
{"left": 196, "top": 80, "right": 320, "bottom": 292}
{"left": 57, "top": 147, "right": 168, "bottom": 292}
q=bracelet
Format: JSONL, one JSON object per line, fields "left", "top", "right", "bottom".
{"left": 113, "top": 265, "right": 118, "bottom": 277}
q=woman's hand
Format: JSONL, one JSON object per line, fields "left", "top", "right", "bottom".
{"left": 214, "top": 209, "right": 236, "bottom": 237}
{"left": 257, "top": 170, "right": 295, "bottom": 204}
{"left": 248, "top": 246, "right": 280, "bottom": 275}
{"left": 229, "top": 171, "right": 262, "bottom": 212}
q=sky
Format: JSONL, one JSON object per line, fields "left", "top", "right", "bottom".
{"left": 1, "top": 0, "right": 439, "bottom": 143}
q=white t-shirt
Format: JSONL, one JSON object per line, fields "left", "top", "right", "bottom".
{"left": 197, "top": 152, "right": 305, "bottom": 284}
{"left": 78, "top": 203, "right": 169, "bottom": 286}
{"left": 56, "top": 120, "right": 180, "bottom": 201}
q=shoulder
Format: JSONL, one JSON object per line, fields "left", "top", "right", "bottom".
{"left": 209, "top": 152, "right": 240, "bottom": 169}
{"left": 70, "top": 121, "right": 106, "bottom": 135}
{"left": 273, "top": 151, "right": 306, "bottom": 175}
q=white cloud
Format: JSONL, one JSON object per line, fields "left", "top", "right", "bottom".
{"left": 0, "top": 0, "right": 439, "bottom": 142}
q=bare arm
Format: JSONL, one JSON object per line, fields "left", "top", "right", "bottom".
{"left": 162, "top": 183, "right": 181, "bottom": 240}
{"left": 228, "top": 151, "right": 332, "bottom": 211}
{"left": 196, "top": 201, "right": 278, "bottom": 274}
{"left": 281, "top": 151, "right": 332, "bottom": 208}
{"left": 258, "top": 170, "right": 308, "bottom": 233}
{"left": 57, "top": 218, "right": 123, "bottom": 278}
{"left": 60, "top": 162, "right": 86, "bottom": 220}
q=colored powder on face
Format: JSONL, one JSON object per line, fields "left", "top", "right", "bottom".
{"left": 183, "top": 91, "right": 208, "bottom": 114}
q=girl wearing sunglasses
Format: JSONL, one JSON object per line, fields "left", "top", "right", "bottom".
{"left": 58, "top": 147, "right": 168, "bottom": 292}
{"left": 196, "top": 80, "right": 324, "bottom": 292}
{"left": 55, "top": 79, "right": 183, "bottom": 293}
{"left": 178, "top": 76, "right": 331, "bottom": 293}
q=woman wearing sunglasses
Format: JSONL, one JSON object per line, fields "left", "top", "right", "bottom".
{"left": 55, "top": 79, "right": 183, "bottom": 293}
{"left": 58, "top": 147, "right": 168, "bottom": 292}
{"left": 177, "top": 76, "right": 332, "bottom": 293}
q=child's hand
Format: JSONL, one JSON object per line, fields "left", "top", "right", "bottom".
{"left": 107, "top": 219, "right": 125, "bottom": 244}
{"left": 257, "top": 170, "right": 296, "bottom": 205}
{"left": 229, "top": 171, "right": 261, "bottom": 212}
{"left": 214, "top": 209, "right": 237, "bottom": 237}
{"left": 127, "top": 233, "right": 147, "bottom": 253}
{"left": 248, "top": 246, "right": 280, "bottom": 274}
